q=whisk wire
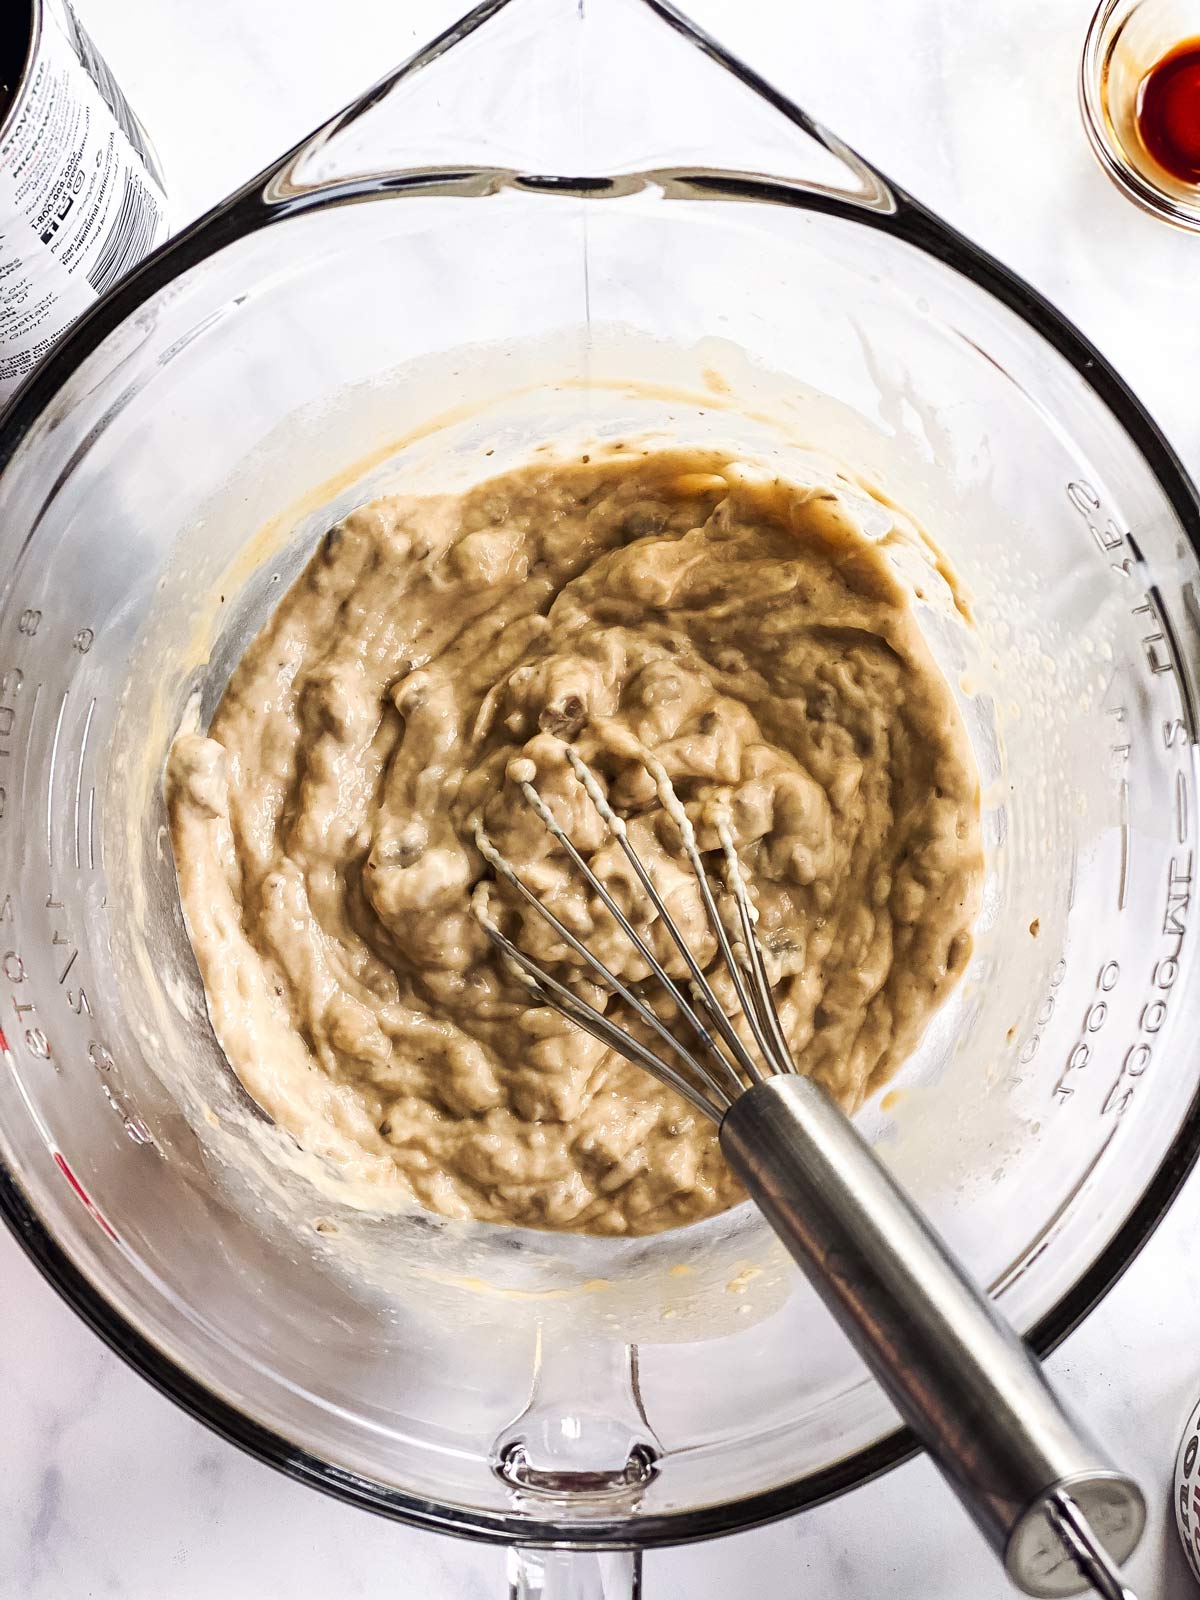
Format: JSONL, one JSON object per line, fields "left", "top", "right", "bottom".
{"left": 473, "top": 825, "right": 734, "bottom": 1111}
{"left": 560, "top": 746, "right": 768, "bottom": 1091}
{"left": 506, "top": 776, "right": 746, "bottom": 1102}
{"left": 472, "top": 739, "right": 804, "bottom": 1114}
{"left": 716, "top": 819, "right": 796, "bottom": 1076}
{"left": 630, "top": 752, "right": 793, "bottom": 1087}
{"left": 471, "top": 889, "right": 722, "bottom": 1122}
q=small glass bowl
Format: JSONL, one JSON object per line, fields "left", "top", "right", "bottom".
{"left": 1081, "top": 0, "right": 1200, "bottom": 229}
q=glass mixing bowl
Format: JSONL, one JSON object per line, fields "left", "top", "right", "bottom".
{"left": 2, "top": 0, "right": 1200, "bottom": 1589}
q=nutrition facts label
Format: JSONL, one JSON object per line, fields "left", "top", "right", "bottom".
{"left": 0, "top": 0, "right": 168, "bottom": 406}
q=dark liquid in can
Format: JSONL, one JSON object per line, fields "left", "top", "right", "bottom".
{"left": 0, "top": 2, "right": 34, "bottom": 127}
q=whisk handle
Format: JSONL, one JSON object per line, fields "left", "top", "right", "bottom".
{"left": 719, "top": 1074, "right": 1144, "bottom": 1598}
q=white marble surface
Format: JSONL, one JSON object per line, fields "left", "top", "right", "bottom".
{"left": 4, "top": 0, "right": 1200, "bottom": 1595}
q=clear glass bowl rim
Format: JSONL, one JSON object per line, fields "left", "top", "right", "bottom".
{"left": 3, "top": 0, "right": 1200, "bottom": 1550}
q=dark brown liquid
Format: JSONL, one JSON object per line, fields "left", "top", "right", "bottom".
{"left": 1137, "top": 37, "right": 1200, "bottom": 185}
{"left": 0, "top": 3, "right": 34, "bottom": 128}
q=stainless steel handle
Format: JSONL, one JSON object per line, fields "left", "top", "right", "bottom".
{"left": 719, "top": 1075, "right": 1145, "bottom": 1599}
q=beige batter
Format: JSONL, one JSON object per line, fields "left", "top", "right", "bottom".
{"left": 167, "top": 446, "right": 983, "bottom": 1237}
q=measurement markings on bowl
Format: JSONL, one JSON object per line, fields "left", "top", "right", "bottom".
{"left": 71, "top": 689, "right": 95, "bottom": 871}
{"left": 1055, "top": 479, "right": 1197, "bottom": 1121}
{"left": 1018, "top": 958, "right": 1068, "bottom": 1071}
{"left": 1102, "top": 697, "right": 1133, "bottom": 912}
{"left": 45, "top": 689, "right": 68, "bottom": 867}
{"left": 0, "top": 663, "right": 22, "bottom": 826}
{"left": 0, "top": 616, "right": 152, "bottom": 1151}
{"left": 0, "top": 657, "right": 42, "bottom": 1063}
{"left": 1179, "top": 769, "right": 1190, "bottom": 845}
{"left": 1068, "top": 478, "right": 1198, "bottom": 731}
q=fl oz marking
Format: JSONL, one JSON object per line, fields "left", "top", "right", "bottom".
{"left": 1067, "top": 479, "right": 1197, "bottom": 739}
{"left": 1131, "top": 593, "right": 1175, "bottom": 678}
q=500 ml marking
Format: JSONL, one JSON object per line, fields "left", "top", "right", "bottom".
{"left": 1, "top": 892, "right": 155, "bottom": 1146}
{"left": 1053, "top": 960, "right": 1121, "bottom": 1104}
{"left": 35, "top": 894, "right": 152, "bottom": 1145}
{"left": 1018, "top": 959, "right": 1068, "bottom": 1069}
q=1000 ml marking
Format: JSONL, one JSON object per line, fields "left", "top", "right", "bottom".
{"left": 1102, "top": 855, "right": 1190, "bottom": 1119}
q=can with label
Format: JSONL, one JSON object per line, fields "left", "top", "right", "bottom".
{"left": 0, "top": 0, "right": 168, "bottom": 409}
{"left": 1177, "top": 1398, "right": 1200, "bottom": 1583}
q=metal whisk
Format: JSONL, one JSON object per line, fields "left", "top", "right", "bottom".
{"left": 473, "top": 741, "right": 1144, "bottom": 1600}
